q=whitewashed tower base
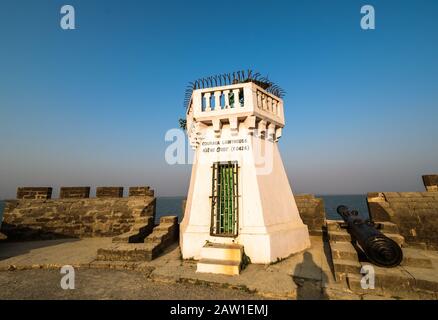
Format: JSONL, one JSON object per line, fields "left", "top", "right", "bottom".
{"left": 180, "top": 79, "right": 310, "bottom": 267}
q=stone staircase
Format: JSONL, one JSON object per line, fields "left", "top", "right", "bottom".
{"left": 96, "top": 216, "right": 179, "bottom": 262}
{"left": 196, "top": 242, "right": 243, "bottom": 276}
{"left": 112, "top": 216, "right": 155, "bottom": 243}
{"left": 327, "top": 220, "right": 405, "bottom": 247}
{"left": 326, "top": 219, "right": 438, "bottom": 298}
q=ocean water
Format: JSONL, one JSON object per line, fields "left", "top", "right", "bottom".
{"left": 156, "top": 194, "right": 369, "bottom": 222}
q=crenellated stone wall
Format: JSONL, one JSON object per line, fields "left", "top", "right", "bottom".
{"left": 1, "top": 186, "right": 156, "bottom": 241}
{"left": 294, "top": 194, "right": 326, "bottom": 235}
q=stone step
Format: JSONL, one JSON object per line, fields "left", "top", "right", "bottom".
{"left": 159, "top": 216, "right": 178, "bottom": 224}
{"left": 200, "top": 243, "right": 243, "bottom": 263}
{"left": 330, "top": 241, "right": 359, "bottom": 261}
{"left": 326, "top": 220, "right": 344, "bottom": 231}
{"left": 327, "top": 220, "right": 400, "bottom": 234}
{"left": 97, "top": 243, "right": 158, "bottom": 262}
{"left": 98, "top": 216, "right": 178, "bottom": 262}
{"left": 145, "top": 231, "right": 168, "bottom": 243}
{"left": 328, "top": 229, "right": 404, "bottom": 247}
{"left": 112, "top": 231, "right": 139, "bottom": 243}
{"left": 112, "top": 218, "right": 154, "bottom": 243}
{"left": 401, "top": 248, "right": 433, "bottom": 269}
{"left": 196, "top": 258, "right": 241, "bottom": 276}
{"left": 153, "top": 223, "right": 177, "bottom": 232}
{"left": 333, "top": 258, "right": 362, "bottom": 276}
{"left": 400, "top": 266, "right": 438, "bottom": 293}
{"left": 353, "top": 263, "right": 437, "bottom": 299}
{"left": 328, "top": 230, "right": 351, "bottom": 242}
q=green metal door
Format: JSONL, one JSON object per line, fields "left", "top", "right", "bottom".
{"left": 210, "top": 161, "right": 239, "bottom": 237}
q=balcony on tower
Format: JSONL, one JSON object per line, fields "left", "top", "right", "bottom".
{"left": 185, "top": 73, "right": 285, "bottom": 148}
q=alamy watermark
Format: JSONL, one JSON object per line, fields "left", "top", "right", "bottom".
{"left": 60, "top": 265, "right": 75, "bottom": 290}
{"left": 360, "top": 265, "right": 375, "bottom": 289}
{"left": 361, "top": 5, "right": 375, "bottom": 30}
{"left": 164, "top": 128, "right": 276, "bottom": 175}
{"left": 60, "top": 5, "right": 75, "bottom": 30}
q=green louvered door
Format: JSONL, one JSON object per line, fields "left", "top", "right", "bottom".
{"left": 210, "top": 161, "right": 239, "bottom": 237}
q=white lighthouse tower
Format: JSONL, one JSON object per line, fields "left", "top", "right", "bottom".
{"left": 180, "top": 71, "right": 310, "bottom": 274}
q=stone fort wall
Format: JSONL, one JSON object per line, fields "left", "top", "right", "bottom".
{"left": 1, "top": 186, "right": 155, "bottom": 240}
{"left": 367, "top": 175, "right": 438, "bottom": 250}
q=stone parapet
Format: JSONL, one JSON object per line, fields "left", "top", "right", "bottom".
{"left": 295, "top": 194, "right": 326, "bottom": 235}
{"left": 367, "top": 191, "right": 438, "bottom": 250}
{"left": 1, "top": 187, "right": 156, "bottom": 240}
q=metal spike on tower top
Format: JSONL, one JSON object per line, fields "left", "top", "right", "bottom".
{"left": 184, "top": 70, "right": 285, "bottom": 109}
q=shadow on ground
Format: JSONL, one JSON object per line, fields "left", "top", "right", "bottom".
{"left": 0, "top": 238, "right": 79, "bottom": 261}
{"left": 293, "top": 252, "right": 330, "bottom": 300}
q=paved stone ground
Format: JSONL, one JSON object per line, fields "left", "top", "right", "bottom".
{"left": 0, "top": 269, "right": 267, "bottom": 300}
{"left": 0, "top": 236, "right": 341, "bottom": 299}
{"left": 0, "top": 236, "right": 430, "bottom": 300}
{"left": 0, "top": 238, "right": 111, "bottom": 268}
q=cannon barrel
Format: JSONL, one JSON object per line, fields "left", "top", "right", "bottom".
{"left": 336, "top": 205, "right": 403, "bottom": 268}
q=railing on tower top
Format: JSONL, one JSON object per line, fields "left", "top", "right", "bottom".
{"left": 187, "top": 82, "right": 284, "bottom": 124}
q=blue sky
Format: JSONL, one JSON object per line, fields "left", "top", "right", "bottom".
{"left": 0, "top": 0, "right": 437, "bottom": 198}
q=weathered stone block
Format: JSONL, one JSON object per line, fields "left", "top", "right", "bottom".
{"left": 96, "top": 187, "right": 124, "bottom": 198}
{"left": 60, "top": 187, "right": 90, "bottom": 199}
{"left": 422, "top": 175, "right": 438, "bottom": 191}
{"left": 17, "top": 187, "right": 52, "bottom": 200}
{"left": 367, "top": 202, "right": 391, "bottom": 221}
{"left": 129, "top": 186, "right": 154, "bottom": 197}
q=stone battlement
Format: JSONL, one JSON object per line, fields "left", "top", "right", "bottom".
{"left": 423, "top": 175, "right": 438, "bottom": 192}
{"left": 367, "top": 191, "right": 438, "bottom": 250}
{"left": 14, "top": 186, "right": 154, "bottom": 200}
{"left": 1, "top": 186, "right": 156, "bottom": 241}
{"left": 17, "top": 187, "right": 53, "bottom": 200}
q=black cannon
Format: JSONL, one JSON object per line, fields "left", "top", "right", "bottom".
{"left": 336, "top": 205, "right": 403, "bottom": 268}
